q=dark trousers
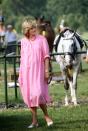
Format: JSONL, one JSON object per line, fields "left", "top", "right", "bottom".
{"left": 6, "top": 41, "right": 16, "bottom": 63}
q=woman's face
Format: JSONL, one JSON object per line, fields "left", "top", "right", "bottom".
{"left": 25, "top": 26, "right": 36, "bottom": 38}
{"left": 29, "top": 26, "right": 36, "bottom": 36}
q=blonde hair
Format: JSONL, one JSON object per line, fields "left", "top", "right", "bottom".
{"left": 22, "top": 17, "right": 36, "bottom": 35}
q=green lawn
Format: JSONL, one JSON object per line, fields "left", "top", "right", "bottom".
{"left": 0, "top": 60, "right": 88, "bottom": 131}
{"left": 0, "top": 105, "right": 88, "bottom": 131}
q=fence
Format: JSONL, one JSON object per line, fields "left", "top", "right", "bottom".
{"left": 0, "top": 43, "right": 87, "bottom": 108}
{"left": 0, "top": 44, "right": 20, "bottom": 108}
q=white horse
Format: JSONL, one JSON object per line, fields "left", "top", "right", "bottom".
{"left": 54, "top": 29, "right": 82, "bottom": 106}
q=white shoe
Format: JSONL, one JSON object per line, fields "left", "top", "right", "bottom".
{"left": 47, "top": 121, "right": 53, "bottom": 127}
{"left": 28, "top": 123, "right": 39, "bottom": 128}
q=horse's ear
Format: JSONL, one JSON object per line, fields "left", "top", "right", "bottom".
{"left": 35, "top": 17, "right": 38, "bottom": 20}
{"left": 74, "top": 30, "right": 76, "bottom": 35}
{"left": 46, "top": 20, "right": 51, "bottom": 25}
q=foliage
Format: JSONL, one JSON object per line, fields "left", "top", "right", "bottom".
{"left": 0, "top": 0, "right": 88, "bottom": 32}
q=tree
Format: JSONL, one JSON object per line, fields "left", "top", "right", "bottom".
{"left": 0, "top": 0, "right": 88, "bottom": 31}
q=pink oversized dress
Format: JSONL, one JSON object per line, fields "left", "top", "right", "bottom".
{"left": 19, "top": 35, "right": 51, "bottom": 107}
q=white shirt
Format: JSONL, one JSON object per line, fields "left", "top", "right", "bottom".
{"left": 5, "top": 31, "right": 17, "bottom": 43}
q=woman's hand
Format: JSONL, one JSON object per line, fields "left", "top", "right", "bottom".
{"left": 44, "top": 71, "right": 50, "bottom": 83}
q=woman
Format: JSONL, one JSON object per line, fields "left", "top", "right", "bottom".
{"left": 19, "top": 17, "right": 53, "bottom": 128}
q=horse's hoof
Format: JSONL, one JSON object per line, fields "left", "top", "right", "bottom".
{"left": 74, "top": 103, "right": 79, "bottom": 106}
{"left": 71, "top": 102, "right": 78, "bottom": 106}
{"left": 65, "top": 103, "right": 69, "bottom": 106}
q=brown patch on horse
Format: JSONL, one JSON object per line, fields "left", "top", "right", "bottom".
{"left": 66, "top": 68, "right": 73, "bottom": 81}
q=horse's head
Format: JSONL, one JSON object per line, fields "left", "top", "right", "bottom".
{"left": 61, "top": 32, "right": 78, "bottom": 68}
{"left": 36, "top": 17, "right": 55, "bottom": 53}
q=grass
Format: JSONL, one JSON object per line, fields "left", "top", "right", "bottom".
{"left": 0, "top": 60, "right": 88, "bottom": 130}
{"left": 0, "top": 105, "right": 88, "bottom": 131}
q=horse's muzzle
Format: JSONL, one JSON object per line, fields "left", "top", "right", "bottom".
{"left": 66, "top": 65, "right": 72, "bottom": 70}
{"left": 65, "top": 55, "right": 73, "bottom": 67}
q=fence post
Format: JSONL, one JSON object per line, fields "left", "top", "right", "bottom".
{"left": 4, "top": 55, "right": 8, "bottom": 108}
{"left": 13, "top": 56, "right": 18, "bottom": 99}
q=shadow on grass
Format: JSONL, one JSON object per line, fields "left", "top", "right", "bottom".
{"left": 0, "top": 114, "right": 88, "bottom": 131}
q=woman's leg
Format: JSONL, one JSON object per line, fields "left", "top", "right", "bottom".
{"left": 30, "top": 107, "right": 38, "bottom": 124}
{"left": 39, "top": 104, "right": 53, "bottom": 123}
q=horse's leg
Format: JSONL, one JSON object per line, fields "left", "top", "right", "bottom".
{"left": 68, "top": 80, "right": 76, "bottom": 105}
{"left": 64, "top": 89, "right": 69, "bottom": 106}
{"left": 60, "top": 63, "right": 69, "bottom": 106}
{"left": 64, "top": 75, "right": 69, "bottom": 106}
{"left": 70, "top": 69, "right": 78, "bottom": 105}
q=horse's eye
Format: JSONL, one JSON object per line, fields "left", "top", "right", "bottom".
{"left": 72, "top": 44, "right": 74, "bottom": 47}
{"left": 71, "top": 44, "right": 74, "bottom": 48}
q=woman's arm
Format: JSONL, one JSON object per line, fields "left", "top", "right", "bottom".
{"left": 44, "top": 57, "right": 50, "bottom": 82}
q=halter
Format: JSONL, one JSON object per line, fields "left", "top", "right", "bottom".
{"left": 62, "top": 33, "right": 77, "bottom": 61}
{"left": 54, "top": 28, "right": 84, "bottom": 52}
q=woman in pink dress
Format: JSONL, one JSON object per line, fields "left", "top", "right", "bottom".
{"left": 19, "top": 17, "right": 53, "bottom": 128}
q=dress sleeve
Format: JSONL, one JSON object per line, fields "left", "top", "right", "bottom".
{"left": 42, "top": 36, "right": 50, "bottom": 59}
